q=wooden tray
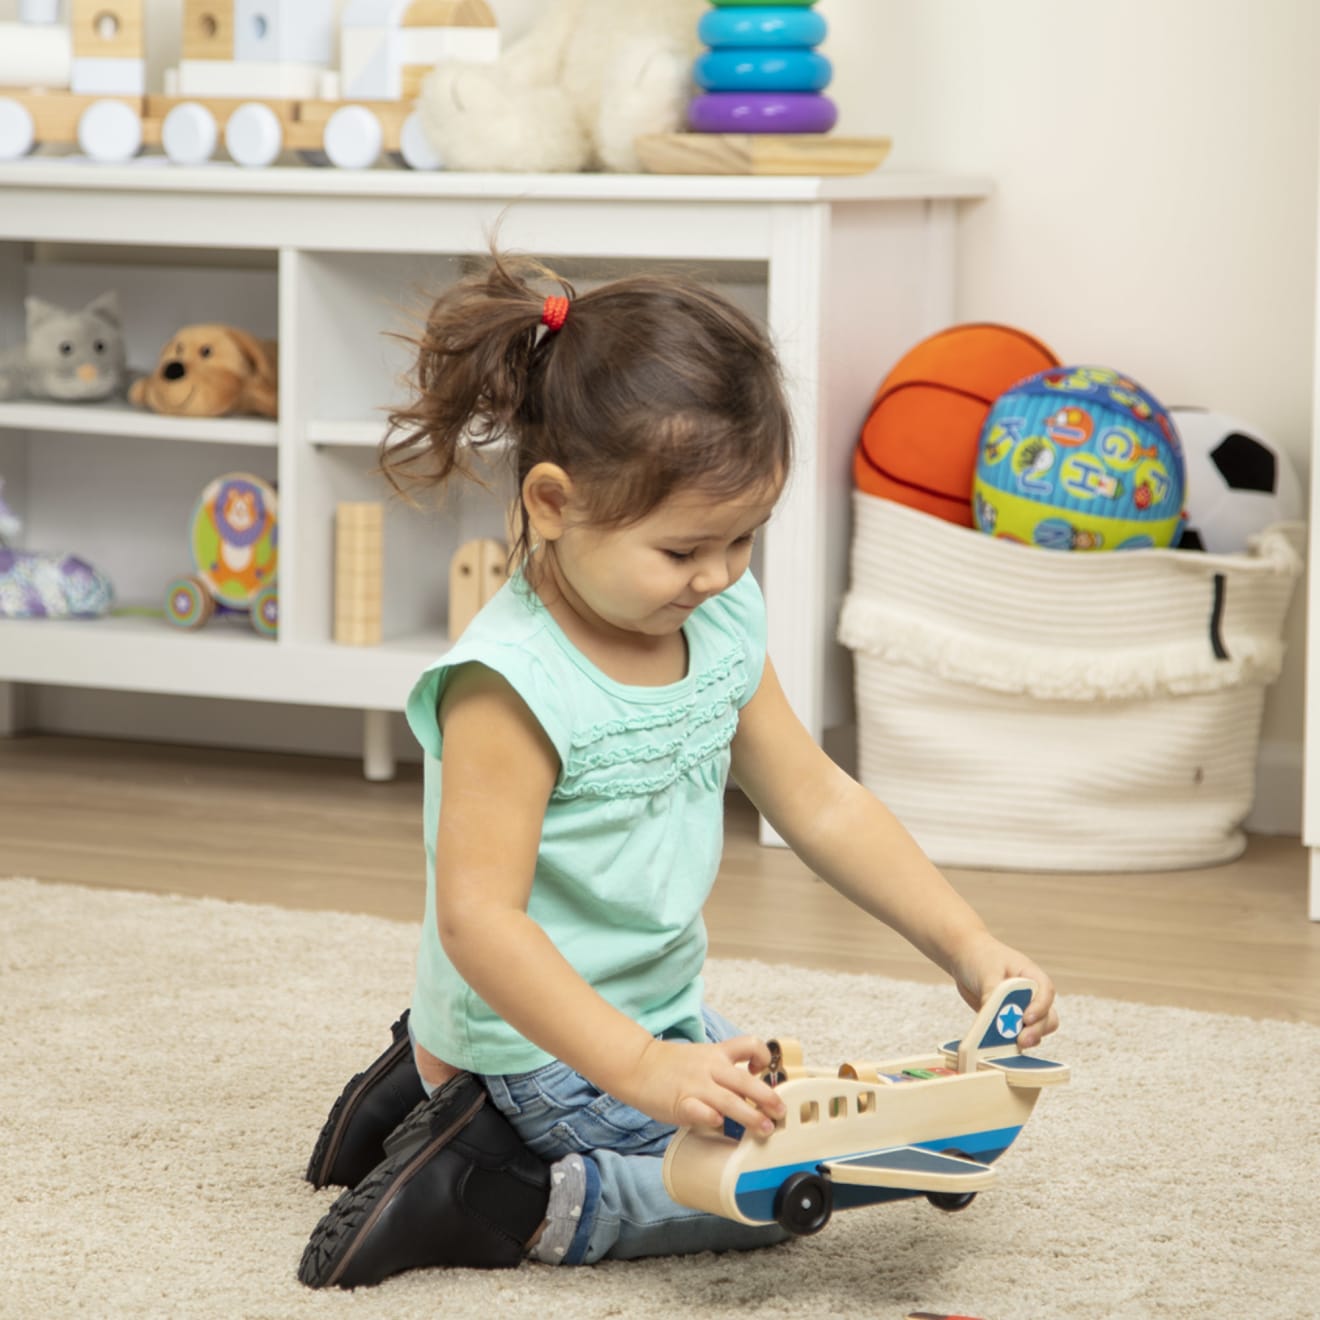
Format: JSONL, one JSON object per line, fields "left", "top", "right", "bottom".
{"left": 635, "top": 133, "right": 891, "bottom": 177}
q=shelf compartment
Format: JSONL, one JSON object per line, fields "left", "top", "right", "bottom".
{"left": 0, "top": 614, "right": 448, "bottom": 711}
{"left": 0, "top": 399, "right": 277, "bottom": 446}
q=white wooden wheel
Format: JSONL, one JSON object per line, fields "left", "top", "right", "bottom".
{"left": 76, "top": 100, "right": 142, "bottom": 163}
{"left": 0, "top": 98, "right": 36, "bottom": 161}
{"left": 399, "top": 110, "right": 443, "bottom": 171}
{"left": 322, "top": 104, "right": 382, "bottom": 170}
{"left": 224, "top": 102, "right": 283, "bottom": 168}
{"left": 161, "top": 102, "right": 219, "bottom": 166}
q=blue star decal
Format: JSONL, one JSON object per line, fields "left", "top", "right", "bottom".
{"left": 997, "top": 1003, "right": 1024, "bottom": 1040}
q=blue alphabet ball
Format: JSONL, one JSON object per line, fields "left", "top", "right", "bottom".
{"left": 972, "top": 366, "right": 1186, "bottom": 551}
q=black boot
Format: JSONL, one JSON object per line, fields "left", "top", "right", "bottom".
{"left": 298, "top": 1073, "right": 551, "bottom": 1289}
{"left": 305, "top": 1010, "right": 426, "bottom": 1190}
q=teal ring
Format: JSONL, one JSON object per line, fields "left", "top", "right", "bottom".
{"left": 698, "top": 7, "right": 827, "bottom": 49}
{"left": 694, "top": 48, "right": 832, "bottom": 94}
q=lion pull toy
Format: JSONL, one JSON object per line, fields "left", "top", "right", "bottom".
{"left": 663, "top": 979, "right": 1068, "bottom": 1236}
{"left": 165, "top": 472, "right": 278, "bottom": 639}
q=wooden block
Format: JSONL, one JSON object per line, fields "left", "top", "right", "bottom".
{"left": 182, "top": 0, "right": 232, "bottom": 61}
{"left": 402, "top": 0, "right": 496, "bottom": 27}
{"left": 635, "top": 133, "right": 892, "bottom": 177}
{"left": 334, "top": 501, "right": 384, "bottom": 647}
{"left": 70, "top": 57, "right": 146, "bottom": 97}
{"left": 70, "top": 0, "right": 145, "bottom": 61}
{"left": 177, "top": 59, "right": 322, "bottom": 100}
{"left": 337, "top": 502, "right": 383, "bottom": 528}
{"left": 448, "top": 537, "right": 507, "bottom": 641}
{"left": 400, "top": 64, "right": 432, "bottom": 102}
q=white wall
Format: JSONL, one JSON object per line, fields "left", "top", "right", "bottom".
{"left": 825, "top": 0, "right": 1318, "bottom": 829}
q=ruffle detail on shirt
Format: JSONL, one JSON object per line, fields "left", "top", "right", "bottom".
{"left": 566, "top": 650, "right": 747, "bottom": 748}
{"left": 554, "top": 647, "right": 748, "bottom": 800}
{"left": 555, "top": 721, "right": 740, "bottom": 799}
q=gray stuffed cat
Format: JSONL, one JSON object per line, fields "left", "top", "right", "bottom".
{"left": 0, "top": 291, "right": 128, "bottom": 402}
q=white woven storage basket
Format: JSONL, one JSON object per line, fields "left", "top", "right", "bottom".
{"left": 837, "top": 494, "right": 1302, "bottom": 871}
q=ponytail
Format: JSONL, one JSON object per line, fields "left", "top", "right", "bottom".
{"left": 381, "top": 253, "right": 572, "bottom": 495}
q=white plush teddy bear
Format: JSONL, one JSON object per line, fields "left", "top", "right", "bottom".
{"left": 418, "top": 0, "right": 705, "bottom": 173}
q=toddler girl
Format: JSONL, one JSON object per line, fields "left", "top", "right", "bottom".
{"left": 298, "top": 254, "right": 1058, "bottom": 1289}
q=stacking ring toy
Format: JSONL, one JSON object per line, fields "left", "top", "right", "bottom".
{"left": 695, "top": 49, "right": 832, "bottom": 94}
{"left": 698, "top": 7, "right": 828, "bottom": 48}
{"left": 688, "top": 93, "right": 838, "bottom": 135}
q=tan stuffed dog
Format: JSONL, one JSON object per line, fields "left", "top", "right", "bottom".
{"left": 130, "top": 325, "right": 278, "bottom": 418}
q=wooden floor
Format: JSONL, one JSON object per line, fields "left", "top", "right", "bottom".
{"left": 3, "top": 734, "right": 1318, "bottom": 1024}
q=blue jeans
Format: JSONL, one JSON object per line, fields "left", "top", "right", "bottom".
{"left": 481, "top": 1006, "right": 790, "bottom": 1264}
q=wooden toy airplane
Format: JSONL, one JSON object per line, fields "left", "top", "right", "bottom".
{"left": 663, "top": 979, "right": 1068, "bottom": 1236}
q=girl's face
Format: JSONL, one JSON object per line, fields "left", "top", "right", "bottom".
{"left": 548, "top": 482, "right": 780, "bottom": 640}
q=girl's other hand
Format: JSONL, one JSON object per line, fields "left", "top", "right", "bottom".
{"left": 951, "top": 933, "right": 1059, "bottom": 1050}
{"left": 628, "top": 1036, "right": 787, "bottom": 1136}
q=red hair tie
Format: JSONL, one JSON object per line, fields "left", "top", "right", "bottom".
{"left": 541, "top": 295, "right": 569, "bottom": 332}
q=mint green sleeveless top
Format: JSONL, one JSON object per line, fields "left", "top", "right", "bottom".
{"left": 405, "top": 569, "right": 766, "bottom": 1074}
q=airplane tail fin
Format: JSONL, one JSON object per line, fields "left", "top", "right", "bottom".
{"left": 941, "top": 978, "right": 1069, "bottom": 1085}
{"left": 941, "top": 978, "right": 1035, "bottom": 1074}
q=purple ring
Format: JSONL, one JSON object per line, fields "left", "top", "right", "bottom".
{"left": 688, "top": 92, "right": 837, "bottom": 134}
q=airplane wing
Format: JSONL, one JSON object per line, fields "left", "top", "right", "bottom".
{"left": 978, "top": 1055, "right": 1071, "bottom": 1087}
{"left": 820, "top": 1146, "right": 998, "bottom": 1194}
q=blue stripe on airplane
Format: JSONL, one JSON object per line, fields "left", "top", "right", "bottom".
{"left": 731, "top": 1125, "right": 1023, "bottom": 1220}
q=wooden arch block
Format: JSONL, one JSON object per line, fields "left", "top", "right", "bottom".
{"left": 448, "top": 537, "right": 507, "bottom": 641}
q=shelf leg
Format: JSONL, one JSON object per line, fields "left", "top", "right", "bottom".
{"left": 362, "top": 708, "right": 395, "bottom": 782}
{"left": 1310, "top": 848, "right": 1320, "bottom": 922}
{"left": 0, "top": 682, "right": 21, "bottom": 737}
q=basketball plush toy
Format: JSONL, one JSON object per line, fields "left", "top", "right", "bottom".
{"left": 973, "top": 366, "right": 1185, "bottom": 551}
{"left": 854, "top": 324, "right": 1060, "bottom": 526}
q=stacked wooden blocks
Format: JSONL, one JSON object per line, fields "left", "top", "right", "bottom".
{"left": 334, "top": 501, "right": 383, "bottom": 646}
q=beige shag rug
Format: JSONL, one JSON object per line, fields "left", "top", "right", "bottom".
{"left": 2, "top": 878, "right": 1316, "bottom": 1320}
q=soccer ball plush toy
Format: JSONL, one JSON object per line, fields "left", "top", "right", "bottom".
{"left": 973, "top": 365, "right": 1185, "bottom": 551}
{"left": 1169, "top": 408, "right": 1303, "bottom": 554}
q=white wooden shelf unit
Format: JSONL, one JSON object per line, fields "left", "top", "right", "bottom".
{"left": 0, "top": 162, "right": 988, "bottom": 799}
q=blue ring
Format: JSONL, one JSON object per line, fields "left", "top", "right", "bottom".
{"left": 699, "top": 7, "right": 827, "bottom": 49}
{"left": 694, "top": 49, "right": 832, "bottom": 94}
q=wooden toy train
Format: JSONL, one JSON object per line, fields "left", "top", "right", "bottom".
{"left": 0, "top": 0, "right": 498, "bottom": 168}
{"left": 663, "top": 979, "right": 1068, "bottom": 1235}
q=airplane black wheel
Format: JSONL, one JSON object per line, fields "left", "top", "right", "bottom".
{"left": 927, "top": 1149, "right": 978, "bottom": 1212}
{"left": 774, "top": 1171, "right": 833, "bottom": 1235}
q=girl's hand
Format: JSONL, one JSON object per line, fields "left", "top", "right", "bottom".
{"left": 950, "top": 932, "right": 1059, "bottom": 1050}
{"left": 627, "top": 1036, "right": 787, "bottom": 1136}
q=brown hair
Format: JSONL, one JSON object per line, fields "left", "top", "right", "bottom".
{"left": 381, "top": 252, "right": 793, "bottom": 572}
